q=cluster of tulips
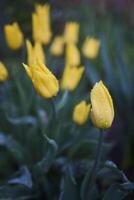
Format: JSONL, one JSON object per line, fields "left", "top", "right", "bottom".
{"left": 0, "top": 6, "right": 115, "bottom": 195}
{"left": 0, "top": 3, "right": 125, "bottom": 200}
{"left": 1, "top": 3, "right": 114, "bottom": 130}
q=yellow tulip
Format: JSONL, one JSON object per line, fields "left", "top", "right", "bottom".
{"left": 50, "top": 36, "right": 64, "bottom": 56}
{"left": 4, "top": 22, "right": 23, "bottom": 50}
{"left": 61, "top": 65, "right": 84, "bottom": 91}
{"left": 90, "top": 81, "right": 114, "bottom": 129}
{"left": 66, "top": 43, "right": 80, "bottom": 67}
{"left": 0, "top": 62, "right": 8, "bottom": 82}
{"left": 73, "top": 100, "right": 90, "bottom": 125}
{"left": 23, "top": 60, "right": 59, "bottom": 98}
{"left": 26, "top": 40, "right": 45, "bottom": 66}
{"left": 64, "top": 22, "right": 79, "bottom": 44}
{"left": 82, "top": 37, "right": 100, "bottom": 59}
{"left": 32, "top": 4, "right": 52, "bottom": 45}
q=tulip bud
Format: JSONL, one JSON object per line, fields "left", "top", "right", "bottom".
{"left": 61, "top": 65, "right": 84, "bottom": 91}
{"left": 73, "top": 100, "right": 90, "bottom": 125}
{"left": 82, "top": 37, "right": 100, "bottom": 59}
{"left": 23, "top": 60, "right": 59, "bottom": 98}
{"left": 66, "top": 43, "right": 80, "bottom": 67}
{"left": 32, "top": 4, "right": 52, "bottom": 45}
{"left": 26, "top": 40, "right": 45, "bottom": 66}
{"left": 64, "top": 22, "right": 79, "bottom": 44}
{"left": 50, "top": 36, "right": 64, "bottom": 56}
{"left": 0, "top": 62, "right": 8, "bottom": 82}
{"left": 4, "top": 22, "right": 23, "bottom": 50}
{"left": 90, "top": 81, "right": 114, "bottom": 129}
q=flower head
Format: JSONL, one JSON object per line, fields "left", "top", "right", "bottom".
{"left": 73, "top": 100, "right": 90, "bottom": 125}
{"left": 23, "top": 60, "right": 59, "bottom": 98}
{"left": 66, "top": 43, "right": 80, "bottom": 67}
{"left": 0, "top": 62, "right": 8, "bottom": 82}
{"left": 90, "top": 81, "right": 114, "bottom": 129}
{"left": 82, "top": 37, "right": 100, "bottom": 59}
{"left": 4, "top": 22, "right": 23, "bottom": 50}
{"left": 32, "top": 4, "right": 52, "bottom": 45}
{"left": 50, "top": 36, "right": 64, "bottom": 56}
{"left": 61, "top": 65, "right": 84, "bottom": 91}
{"left": 26, "top": 40, "right": 45, "bottom": 66}
{"left": 64, "top": 22, "right": 79, "bottom": 44}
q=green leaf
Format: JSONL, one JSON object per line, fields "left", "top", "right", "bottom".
{"left": 8, "top": 166, "right": 33, "bottom": 189}
{"left": 84, "top": 61, "right": 100, "bottom": 84}
{"left": 34, "top": 136, "right": 58, "bottom": 175}
{"left": 0, "top": 132, "right": 25, "bottom": 164}
{"left": 56, "top": 91, "right": 69, "bottom": 111}
{"left": 59, "top": 166, "right": 80, "bottom": 200}
{"left": 103, "top": 184, "right": 129, "bottom": 200}
{"left": 0, "top": 185, "right": 34, "bottom": 199}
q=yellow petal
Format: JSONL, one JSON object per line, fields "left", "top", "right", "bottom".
{"left": 61, "top": 65, "right": 84, "bottom": 91}
{"left": 23, "top": 61, "right": 59, "bottom": 98}
{"left": 73, "top": 100, "right": 90, "bottom": 125}
{"left": 32, "top": 4, "right": 52, "bottom": 44}
{"left": 64, "top": 22, "right": 79, "bottom": 44}
{"left": 50, "top": 36, "right": 64, "bottom": 56}
{"left": 82, "top": 37, "right": 100, "bottom": 59}
{"left": 0, "top": 62, "right": 8, "bottom": 82}
{"left": 22, "top": 64, "right": 32, "bottom": 79}
{"left": 66, "top": 43, "right": 80, "bottom": 67}
{"left": 4, "top": 22, "right": 23, "bottom": 50}
{"left": 90, "top": 80, "right": 114, "bottom": 129}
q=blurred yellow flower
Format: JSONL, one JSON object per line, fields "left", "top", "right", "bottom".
{"left": 90, "top": 81, "right": 114, "bottom": 129}
{"left": 66, "top": 43, "right": 80, "bottom": 67}
{"left": 64, "top": 22, "right": 79, "bottom": 44}
{"left": 73, "top": 100, "right": 90, "bottom": 125}
{"left": 0, "top": 62, "right": 8, "bottom": 82}
{"left": 23, "top": 60, "right": 59, "bottom": 98}
{"left": 82, "top": 37, "right": 100, "bottom": 59}
{"left": 26, "top": 40, "right": 45, "bottom": 66}
{"left": 4, "top": 22, "right": 23, "bottom": 50}
{"left": 50, "top": 36, "right": 64, "bottom": 56}
{"left": 32, "top": 4, "right": 52, "bottom": 45}
{"left": 61, "top": 65, "right": 84, "bottom": 91}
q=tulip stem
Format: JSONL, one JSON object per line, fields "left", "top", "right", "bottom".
{"left": 86, "top": 129, "right": 104, "bottom": 199}
{"left": 51, "top": 98, "right": 56, "bottom": 119}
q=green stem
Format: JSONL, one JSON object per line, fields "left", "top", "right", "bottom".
{"left": 50, "top": 98, "right": 56, "bottom": 119}
{"left": 86, "top": 129, "right": 104, "bottom": 199}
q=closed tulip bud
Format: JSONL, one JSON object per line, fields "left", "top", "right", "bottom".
{"left": 50, "top": 36, "right": 64, "bottom": 56}
{"left": 61, "top": 65, "right": 84, "bottom": 91}
{"left": 23, "top": 60, "right": 59, "bottom": 98}
{"left": 4, "top": 22, "right": 23, "bottom": 50}
{"left": 0, "top": 62, "right": 8, "bottom": 82}
{"left": 26, "top": 40, "right": 45, "bottom": 66}
{"left": 90, "top": 81, "right": 114, "bottom": 129}
{"left": 73, "top": 100, "right": 90, "bottom": 125}
{"left": 82, "top": 37, "right": 100, "bottom": 59}
{"left": 64, "top": 22, "right": 79, "bottom": 44}
{"left": 32, "top": 4, "right": 52, "bottom": 45}
{"left": 66, "top": 43, "right": 80, "bottom": 67}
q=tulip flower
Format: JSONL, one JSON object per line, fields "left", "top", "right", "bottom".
{"left": 61, "top": 65, "right": 84, "bottom": 91}
{"left": 90, "top": 81, "right": 114, "bottom": 129}
{"left": 66, "top": 43, "right": 80, "bottom": 67}
{"left": 0, "top": 62, "right": 8, "bottom": 82}
{"left": 23, "top": 60, "right": 59, "bottom": 98}
{"left": 26, "top": 40, "right": 45, "bottom": 66}
{"left": 32, "top": 4, "right": 52, "bottom": 45}
{"left": 82, "top": 37, "right": 100, "bottom": 59}
{"left": 73, "top": 100, "right": 90, "bottom": 125}
{"left": 50, "top": 36, "right": 64, "bottom": 56}
{"left": 64, "top": 22, "right": 79, "bottom": 44}
{"left": 4, "top": 22, "right": 23, "bottom": 50}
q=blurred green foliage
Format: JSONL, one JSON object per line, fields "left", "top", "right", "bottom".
{"left": 0, "top": 0, "right": 134, "bottom": 199}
